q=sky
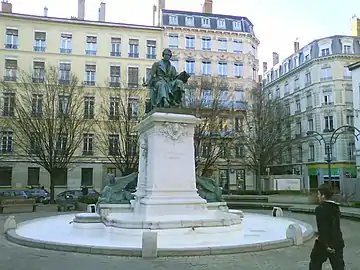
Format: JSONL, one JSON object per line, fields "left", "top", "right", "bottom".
{"left": 7, "top": 0, "right": 358, "bottom": 74}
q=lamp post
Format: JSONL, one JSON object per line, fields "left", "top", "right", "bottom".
{"left": 306, "top": 125, "right": 360, "bottom": 188}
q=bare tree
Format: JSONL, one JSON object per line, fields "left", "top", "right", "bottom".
{"left": 184, "top": 77, "right": 237, "bottom": 176}
{"left": 242, "top": 87, "right": 294, "bottom": 190}
{"left": 1, "top": 66, "right": 94, "bottom": 202}
{"left": 97, "top": 83, "right": 146, "bottom": 176}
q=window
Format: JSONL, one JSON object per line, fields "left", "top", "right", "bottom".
{"left": 3, "top": 93, "right": 15, "bottom": 117}
{"left": 110, "top": 37, "right": 121, "bottom": 56}
{"left": 346, "top": 115, "right": 354, "bottom": 126}
{"left": 185, "top": 59, "right": 195, "bottom": 74}
{"left": 234, "top": 88, "right": 244, "bottom": 101}
{"left": 128, "top": 67, "right": 139, "bottom": 88}
{"left": 305, "top": 72, "right": 311, "bottom": 85}
{"left": 200, "top": 89, "right": 212, "bottom": 106}
{"left": 323, "top": 92, "right": 333, "bottom": 105}
{"left": 58, "top": 96, "right": 69, "bottom": 116}
{"left": 168, "top": 34, "right": 178, "bottom": 48}
{"left": 0, "top": 167, "right": 12, "bottom": 186}
{"left": 128, "top": 98, "right": 139, "bottom": 119}
{"left": 295, "top": 97, "right": 301, "bottom": 112}
{"left": 84, "top": 64, "right": 96, "bottom": 86}
{"left": 185, "top": 36, "right": 195, "bottom": 49}
{"left": 234, "top": 117, "right": 243, "bottom": 132}
{"left": 201, "top": 60, "right": 211, "bottom": 75}
{"left": 4, "top": 59, "right": 17, "bottom": 81}
{"left": 217, "top": 19, "right": 226, "bottom": 29}
{"left": 343, "top": 45, "right": 352, "bottom": 54}
{"left": 33, "top": 61, "right": 45, "bottom": 83}
{"left": 34, "top": 31, "right": 46, "bottom": 52}
{"left": 185, "top": 16, "right": 194, "bottom": 26}
{"left": 31, "top": 94, "right": 43, "bottom": 117}
{"left": 324, "top": 116, "right": 334, "bottom": 131}
{"left": 218, "top": 38, "right": 227, "bottom": 51}
{"left": 146, "top": 40, "right": 156, "bottom": 59}
{"left": 56, "top": 133, "right": 67, "bottom": 153}
{"left": 109, "top": 97, "right": 120, "bottom": 120}
{"left": 218, "top": 61, "right": 227, "bottom": 76}
{"left": 170, "top": 58, "right": 178, "bottom": 71}
{"left": 128, "top": 39, "right": 139, "bottom": 58}
{"left": 308, "top": 118, "right": 314, "bottom": 131}
{"left": 285, "top": 102, "right": 290, "bottom": 115}
{"left": 294, "top": 77, "right": 299, "bottom": 90}
{"left": 348, "top": 142, "right": 356, "bottom": 160}
{"left": 169, "top": 15, "right": 178, "bottom": 25}
{"left": 275, "top": 87, "right": 280, "bottom": 98}
{"left": 233, "top": 62, "right": 243, "bottom": 77}
{"left": 59, "top": 62, "right": 71, "bottom": 84}
{"left": 305, "top": 54, "right": 310, "bottom": 61}
{"left": 52, "top": 168, "right": 67, "bottom": 186}
{"left": 233, "top": 21, "right": 242, "bottom": 30}
{"left": 296, "top": 120, "right": 302, "bottom": 135}
{"left": 284, "top": 82, "right": 289, "bottom": 94}
{"left": 60, "top": 33, "right": 72, "bottom": 53}
{"left": 1, "top": 132, "right": 13, "bottom": 153}
{"left": 306, "top": 93, "right": 312, "bottom": 108}
{"left": 201, "top": 37, "right": 211, "bottom": 50}
{"left": 321, "top": 48, "right": 330, "bottom": 56}
{"left": 219, "top": 89, "right": 229, "bottom": 107}
{"left": 5, "top": 29, "right": 18, "bottom": 49}
{"left": 81, "top": 168, "right": 93, "bottom": 186}
{"left": 85, "top": 36, "right": 97, "bottom": 55}
{"left": 297, "top": 146, "right": 303, "bottom": 162}
{"left": 321, "top": 67, "right": 332, "bottom": 80}
{"left": 28, "top": 167, "right": 40, "bottom": 186}
{"left": 233, "top": 39, "right": 242, "bottom": 52}
{"left": 83, "top": 133, "right": 94, "bottom": 155}
{"left": 109, "top": 65, "right": 121, "bottom": 87}
{"left": 107, "top": 167, "right": 117, "bottom": 177}
{"left": 108, "top": 134, "right": 119, "bottom": 155}
{"left": 84, "top": 96, "right": 94, "bottom": 119}
{"left": 343, "top": 67, "right": 351, "bottom": 79}
{"left": 201, "top": 17, "right": 210, "bottom": 27}
{"left": 309, "top": 144, "right": 315, "bottom": 160}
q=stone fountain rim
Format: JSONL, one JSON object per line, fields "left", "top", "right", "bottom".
{"left": 5, "top": 213, "right": 315, "bottom": 257}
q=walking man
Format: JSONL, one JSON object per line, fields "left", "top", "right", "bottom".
{"left": 309, "top": 183, "right": 345, "bottom": 270}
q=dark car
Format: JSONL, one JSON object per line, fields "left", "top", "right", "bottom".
{"left": 55, "top": 188, "right": 100, "bottom": 205}
{"left": 25, "top": 188, "right": 50, "bottom": 204}
{"left": 0, "top": 189, "right": 29, "bottom": 198}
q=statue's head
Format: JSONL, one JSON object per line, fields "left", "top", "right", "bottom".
{"left": 162, "top": 48, "right": 172, "bottom": 61}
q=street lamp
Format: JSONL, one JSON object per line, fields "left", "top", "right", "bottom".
{"left": 306, "top": 125, "right": 360, "bottom": 188}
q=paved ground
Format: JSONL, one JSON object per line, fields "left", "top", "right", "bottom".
{"left": 1, "top": 206, "right": 360, "bottom": 270}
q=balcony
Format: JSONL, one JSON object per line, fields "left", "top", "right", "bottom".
{"left": 320, "top": 77, "right": 333, "bottom": 81}
{"left": 146, "top": 54, "right": 157, "bottom": 59}
{"left": 109, "top": 81, "right": 121, "bottom": 87}
{"left": 233, "top": 101, "right": 248, "bottom": 110}
{"left": 85, "top": 50, "right": 97, "bottom": 56}
{"left": 128, "top": 52, "right": 139, "bottom": 58}
{"left": 323, "top": 128, "right": 335, "bottom": 133}
{"left": 306, "top": 105, "right": 313, "bottom": 110}
{"left": 110, "top": 51, "right": 121, "bottom": 57}
{"left": 5, "top": 43, "right": 18, "bottom": 49}
{"left": 33, "top": 46, "right": 45, "bottom": 52}
{"left": 58, "top": 79, "right": 70, "bottom": 85}
{"left": 308, "top": 158, "right": 315, "bottom": 162}
{"left": 60, "top": 48, "right": 72, "bottom": 54}
{"left": 185, "top": 46, "right": 195, "bottom": 49}
{"left": 82, "top": 150, "right": 94, "bottom": 156}
{"left": 127, "top": 82, "right": 138, "bottom": 88}
{"left": 322, "top": 102, "right": 333, "bottom": 106}
{"left": 3, "top": 76, "right": 17, "bottom": 82}
{"left": 84, "top": 80, "right": 95, "bottom": 86}
{"left": 305, "top": 81, "right": 311, "bottom": 86}
{"left": 32, "top": 77, "right": 44, "bottom": 83}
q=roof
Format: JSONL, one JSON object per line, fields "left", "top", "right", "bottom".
{"left": 348, "top": 61, "right": 360, "bottom": 71}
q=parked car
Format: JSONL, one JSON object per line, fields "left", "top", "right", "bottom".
{"left": 55, "top": 189, "right": 100, "bottom": 205}
{"left": 25, "top": 188, "right": 50, "bottom": 204}
{"left": 0, "top": 189, "right": 29, "bottom": 199}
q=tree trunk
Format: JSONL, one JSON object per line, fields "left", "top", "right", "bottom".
{"left": 49, "top": 173, "right": 55, "bottom": 204}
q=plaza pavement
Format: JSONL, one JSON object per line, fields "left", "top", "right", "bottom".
{"left": 1, "top": 205, "right": 360, "bottom": 270}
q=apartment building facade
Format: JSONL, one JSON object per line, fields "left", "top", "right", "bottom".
{"left": 0, "top": 1, "right": 162, "bottom": 192}
{"left": 159, "top": 0, "right": 260, "bottom": 190}
{"left": 263, "top": 35, "right": 360, "bottom": 190}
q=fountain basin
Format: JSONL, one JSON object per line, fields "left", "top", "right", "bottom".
{"left": 5, "top": 212, "right": 314, "bottom": 257}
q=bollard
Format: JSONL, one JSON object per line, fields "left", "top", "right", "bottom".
{"left": 272, "top": 207, "right": 283, "bottom": 217}
{"left": 87, "top": 204, "right": 96, "bottom": 213}
{"left": 142, "top": 231, "right": 158, "bottom": 258}
{"left": 4, "top": 216, "right": 17, "bottom": 233}
{"left": 286, "top": 223, "right": 303, "bottom": 245}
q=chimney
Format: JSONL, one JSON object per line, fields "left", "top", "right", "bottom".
{"left": 158, "top": 0, "right": 165, "bottom": 26}
{"left": 1, "top": 0, "right": 12, "bottom": 13}
{"left": 294, "top": 39, "right": 300, "bottom": 53}
{"left": 263, "top": 62, "right": 268, "bottom": 73}
{"left": 44, "top": 6, "right": 48, "bottom": 17}
{"left": 202, "top": 0, "right": 213, "bottom": 13}
{"left": 98, "top": 2, "right": 105, "bottom": 22}
{"left": 78, "top": 0, "right": 85, "bottom": 20}
{"left": 352, "top": 16, "right": 360, "bottom": 36}
{"left": 152, "top": 5, "right": 157, "bottom": 26}
{"left": 272, "top": 52, "right": 279, "bottom": 66}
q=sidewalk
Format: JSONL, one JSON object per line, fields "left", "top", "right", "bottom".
{"left": 226, "top": 201, "right": 360, "bottom": 220}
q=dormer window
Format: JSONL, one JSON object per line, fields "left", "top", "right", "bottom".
{"left": 233, "top": 21, "right": 242, "bottom": 30}
{"left": 169, "top": 15, "right": 178, "bottom": 25}
{"left": 343, "top": 45, "right": 352, "bottom": 54}
{"left": 321, "top": 48, "right": 330, "bottom": 56}
{"left": 217, "top": 19, "right": 226, "bottom": 29}
{"left": 185, "top": 16, "right": 194, "bottom": 26}
{"left": 201, "top": 17, "right": 210, "bottom": 27}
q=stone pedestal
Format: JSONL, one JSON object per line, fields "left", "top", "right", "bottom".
{"left": 132, "top": 112, "right": 207, "bottom": 216}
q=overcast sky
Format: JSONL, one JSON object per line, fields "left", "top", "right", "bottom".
{"left": 8, "top": 0, "right": 357, "bottom": 73}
